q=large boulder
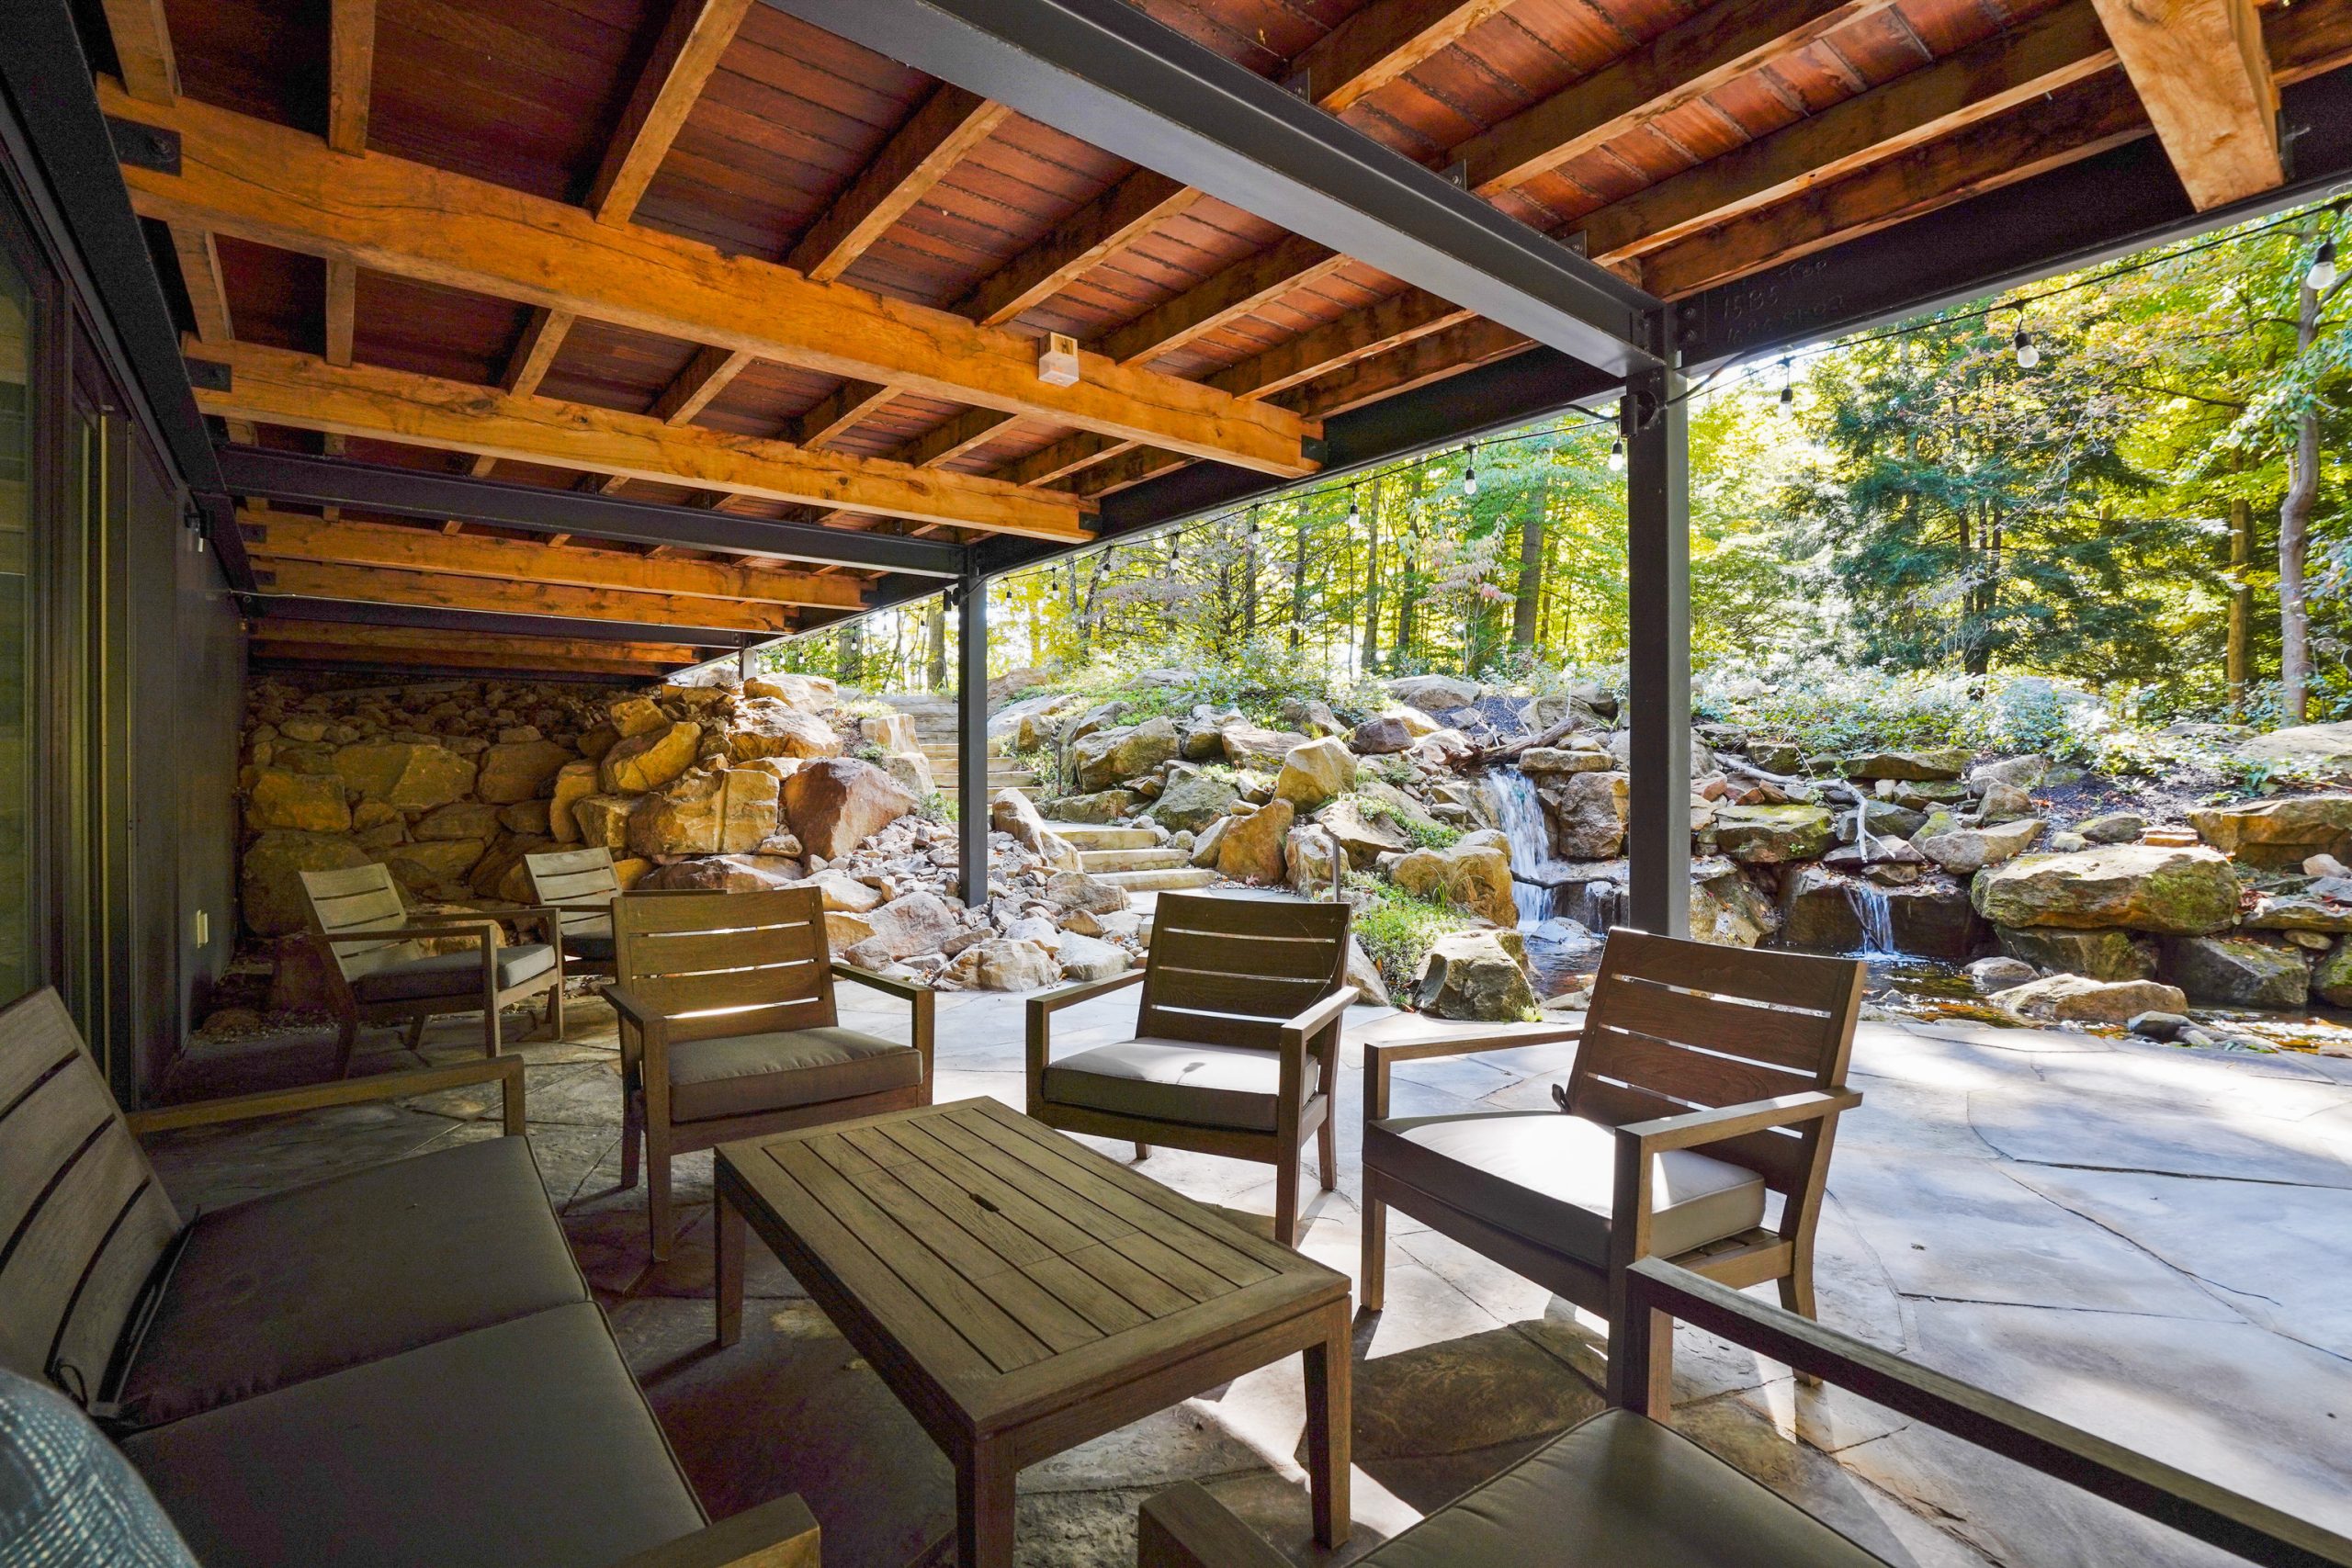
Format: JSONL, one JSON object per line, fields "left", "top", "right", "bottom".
{"left": 990, "top": 789, "right": 1081, "bottom": 873}
{"left": 1273, "top": 738, "right": 1355, "bottom": 810}
{"left": 334, "top": 741, "right": 476, "bottom": 810}
{"left": 799, "top": 870, "right": 883, "bottom": 913}
{"left": 944, "top": 939, "right": 1061, "bottom": 991}
{"left": 627, "top": 766, "right": 779, "bottom": 857}
{"left": 548, "top": 760, "right": 600, "bottom": 844}
{"left": 1046, "top": 872, "right": 1130, "bottom": 917}
{"left": 475, "top": 739, "right": 574, "bottom": 804}
{"left": 860, "top": 712, "right": 921, "bottom": 753}
{"left": 2075, "top": 812, "right": 2146, "bottom": 845}
{"left": 383, "top": 838, "right": 487, "bottom": 898}
{"left": 601, "top": 720, "right": 701, "bottom": 793}
{"left": 1518, "top": 746, "right": 1613, "bottom": 776}
{"left": 1317, "top": 795, "right": 1408, "bottom": 870}
{"left": 1217, "top": 798, "right": 1295, "bottom": 884}
{"left": 245, "top": 769, "right": 351, "bottom": 833}
{"left": 1349, "top": 715, "right": 1418, "bottom": 755}
{"left": 1971, "top": 845, "right": 2240, "bottom": 935}
{"left": 1073, "top": 716, "right": 1180, "bottom": 790}
{"left": 1284, "top": 825, "right": 1340, "bottom": 896}
{"left": 1414, "top": 928, "right": 1537, "bottom": 1021}
{"left": 2313, "top": 940, "right": 2352, "bottom": 1006}
{"left": 240, "top": 830, "right": 373, "bottom": 936}
{"left": 1844, "top": 748, "right": 1968, "bottom": 782}
{"left": 1387, "top": 673, "right": 1480, "bottom": 714}
{"left": 1775, "top": 867, "right": 1978, "bottom": 959}
{"left": 1057, "top": 933, "right": 1130, "bottom": 982}
{"left": 1545, "top": 771, "right": 1630, "bottom": 860}
{"left": 1998, "top": 975, "right": 2188, "bottom": 1026}
{"left": 1713, "top": 803, "right": 1835, "bottom": 864}
{"left": 1691, "top": 863, "right": 1778, "bottom": 948}
{"left": 1914, "top": 815, "right": 2044, "bottom": 874}
{"left": 726, "top": 700, "right": 842, "bottom": 762}
{"left": 637, "top": 854, "right": 806, "bottom": 893}
{"left": 2161, "top": 936, "right": 2310, "bottom": 1008}
{"left": 606, "top": 696, "right": 669, "bottom": 738}
{"left": 2188, "top": 796, "right": 2352, "bottom": 870}
{"left": 1151, "top": 771, "right": 1239, "bottom": 832}
{"left": 859, "top": 892, "right": 962, "bottom": 960}
{"left": 2244, "top": 890, "right": 2352, "bottom": 932}
{"left": 571, "top": 794, "right": 638, "bottom": 852}
{"left": 1219, "top": 722, "right": 1308, "bottom": 773}
{"left": 1391, "top": 840, "right": 1518, "bottom": 927}
{"left": 1996, "top": 926, "right": 2157, "bottom": 982}
{"left": 883, "top": 752, "right": 935, "bottom": 798}
{"left": 783, "top": 758, "right": 920, "bottom": 859}
{"left": 742, "top": 672, "right": 836, "bottom": 711}
{"left": 413, "top": 802, "right": 503, "bottom": 840}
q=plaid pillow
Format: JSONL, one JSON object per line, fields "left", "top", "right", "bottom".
{"left": 0, "top": 1369, "right": 197, "bottom": 1568}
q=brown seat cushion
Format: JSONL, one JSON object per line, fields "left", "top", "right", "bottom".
{"left": 123, "top": 1303, "right": 706, "bottom": 1568}
{"left": 1364, "top": 1110, "right": 1765, "bottom": 1267}
{"left": 1363, "top": 1407, "right": 1890, "bottom": 1566}
{"left": 349, "top": 942, "right": 555, "bottom": 1003}
{"left": 667, "top": 1025, "right": 921, "bottom": 1122}
{"left": 1041, "top": 1038, "right": 1320, "bottom": 1133}
{"left": 114, "top": 1137, "right": 587, "bottom": 1428}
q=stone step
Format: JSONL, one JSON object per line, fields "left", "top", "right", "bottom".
{"left": 1043, "top": 823, "right": 1158, "bottom": 850}
{"left": 1092, "top": 866, "right": 1219, "bottom": 893}
{"left": 1079, "top": 845, "right": 1189, "bottom": 874}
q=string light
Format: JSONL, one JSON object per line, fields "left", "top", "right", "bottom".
{"left": 2312, "top": 235, "right": 2341, "bottom": 292}
{"left": 1461, "top": 444, "right": 1478, "bottom": 497}
{"left": 1606, "top": 436, "right": 1625, "bottom": 474}
{"left": 1346, "top": 491, "right": 1362, "bottom": 526}
{"left": 1778, "top": 356, "right": 1792, "bottom": 412}
{"left": 2013, "top": 311, "right": 2040, "bottom": 369}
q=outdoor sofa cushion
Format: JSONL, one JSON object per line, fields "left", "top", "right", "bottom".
{"left": 0, "top": 1368, "right": 198, "bottom": 1567}
{"left": 1040, "top": 1039, "right": 1322, "bottom": 1134}
{"left": 348, "top": 942, "right": 556, "bottom": 1003}
{"left": 668, "top": 1024, "right": 922, "bottom": 1122}
{"left": 1361, "top": 1407, "right": 1888, "bottom": 1566}
{"left": 1365, "top": 1109, "right": 1766, "bottom": 1266}
{"left": 111, "top": 1137, "right": 588, "bottom": 1429}
{"left": 122, "top": 1303, "right": 705, "bottom": 1568}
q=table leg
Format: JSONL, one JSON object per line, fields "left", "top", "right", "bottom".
{"left": 715, "top": 1189, "right": 745, "bottom": 1348}
{"left": 1303, "top": 1302, "right": 1351, "bottom": 1549}
{"left": 956, "top": 1439, "right": 1018, "bottom": 1568}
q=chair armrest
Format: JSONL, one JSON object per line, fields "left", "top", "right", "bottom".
{"left": 316, "top": 922, "right": 501, "bottom": 944}
{"left": 601, "top": 984, "right": 667, "bottom": 1032}
{"left": 1361, "top": 1015, "right": 1583, "bottom": 1122}
{"left": 830, "top": 962, "right": 928, "bottom": 1003}
{"left": 598, "top": 1495, "right": 820, "bottom": 1568}
{"left": 128, "top": 1055, "right": 526, "bottom": 1139}
{"left": 1025, "top": 966, "right": 1147, "bottom": 1111}
{"left": 1620, "top": 1260, "right": 2352, "bottom": 1568}
{"left": 1278, "top": 986, "right": 1359, "bottom": 1049}
{"left": 1136, "top": 1483, "right": 1290, "bottom": 1568}
{"left": 1618, "top": 1089, "right": 1861, "bottom": 1153}
{"left": 1029, "top": 967, "right": 1146, "bottom": 1018}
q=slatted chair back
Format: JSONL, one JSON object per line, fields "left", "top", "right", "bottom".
{"left": 612, "top": 887, "right": 838, "bottom": 1045}
{"left": 300, "top": 863, "right": 427, "bottom": 983}
{"left": 1568, "top": 930, "right": 1865, "bottom": 1197}
{"left": 0, "top": 988, "right": 180, "bottom": 1399}
{"left": 1136, "top": 893, "right": 1352, "bottom": 1049}
{"left": 526, "top": 848, "right": 622, "bottom": 944}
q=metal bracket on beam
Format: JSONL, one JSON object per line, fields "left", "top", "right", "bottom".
{"left": 184, "top": 356, "right": 232, "bottom": 393}
{"left": 104, "top": 114, "right": 178, "bottom": 175}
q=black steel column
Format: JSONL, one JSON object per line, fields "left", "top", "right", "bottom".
{"left": 1624, "top": 333, "right": 1690, "bottom": 936}
{"left": 956, "top": 565, "right": 990, "bottom": 906}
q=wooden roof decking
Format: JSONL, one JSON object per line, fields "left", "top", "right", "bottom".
{"left": 75, "top": 0, "right": 2352, "bottom": 675}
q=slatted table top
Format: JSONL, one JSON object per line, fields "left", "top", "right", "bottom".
{"left": 718, "top": 1097, "right": 1348, "bottom": 1436}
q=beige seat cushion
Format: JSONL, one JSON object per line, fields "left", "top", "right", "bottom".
{"left": 667, "top": 1025, "right": 920, "bottom": 1122}
{"left": 124, "top": 1303, "right": 706, "bottom": 1568}
{"left": 349, "top": 942, "right": 555, "bottom": 1004}
{"left": 1365, "top": 1109, "right": 1765, "bottom": 1266}
{"left": 1041, "top": 1038, "right": 1321, "bottom": 1133}
{"left": 115, "top": 1137, "right": 587, "bottom": 1429}
{"left": 1363, "top": 1407, "right": 1890, "bottom": 1566}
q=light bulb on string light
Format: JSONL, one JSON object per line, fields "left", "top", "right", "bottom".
{"left": 2312, "top": 236, "right": 2340, "bottom": 293}
{"left": 1606, "top": 437, "right": 1625, "bottom": 474}
{"left": 1778, "top": 357, "right": 1792, "bottom": 412}
{"left": 2013, "top": 312, "right": 2040, "bottom": 369}
{"left": 1346, "top": 491, "right": 1362, "bottom": 527}
{"left": 1462, "top": 445, "right": 1478, "bottom": 497}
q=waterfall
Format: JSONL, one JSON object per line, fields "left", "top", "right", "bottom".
{"left": 1482, "top": 767, "right": 1558, "bottom": 928}
{"left": 1846, "top": 880, "right": 1900, "bottom": 958}
{"left": 1566, "top": 879, "right": 1625, "bottom": 932}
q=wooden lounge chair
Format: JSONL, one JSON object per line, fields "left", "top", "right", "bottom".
{"left": 299, "top": 863, "right": 566, "bottom": 1073}
{"left": 1361, "top": 929, "right": 1864, "bottom": 1396}
{"left": 1026, "top": 892, "right": 1357, "bottom": 1247}
{"left": 606, "top": 886, "right": 935, "bottom": 1259}
{"left": 526, "top": 845, "right": 628, "bottom": 982}
{"left": 1139, "top": 1257, "right": 2351, "bottom": 1568}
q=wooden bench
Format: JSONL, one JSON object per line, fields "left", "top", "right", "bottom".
{"left": 1139, "top": 1258, "right": 2352, "bottom": 1568}
{"left": 0, "top": 986, "right": 819, "bottom": 1568}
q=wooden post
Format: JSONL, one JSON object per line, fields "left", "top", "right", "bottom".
{"left": 957, "top": 565, "right": 990, "bottom": 905}
{"left": 1624, "top": 338, "right": 1690, "bottom": 937}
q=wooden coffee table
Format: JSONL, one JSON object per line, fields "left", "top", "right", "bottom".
{"left": 714, "top": 1096, "right": 1351, "bottom": 1567}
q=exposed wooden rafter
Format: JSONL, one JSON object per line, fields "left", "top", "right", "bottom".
{"left": 189, "top": 340, "right": 1097, "bottom": 539}
{"left": 107, "top": 85, "right": 1320, "bottom": 477}
{"left": 253, "top": 558, "right": 805, "bottom": 635}
{"left": 322, "top": 0, "right": 373, "bottom": 368}
{"left": 590, "top": 0, "right": 757, "bottom": 222}
{"left": 249, "top": 620, "right": 702, "bottom": 674}
{"left": 239, "top": 511, "right": 868, "bottom": 608}
{"left": 790, "top": 86, "right": 1013, "bottom": 282}
{"left": 2088, "top": 0, "right": 2282, "bottom": 209}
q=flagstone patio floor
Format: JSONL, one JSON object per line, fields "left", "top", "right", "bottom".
{"left": 145, "top": 987, "right": 2352, "bottom": 1567}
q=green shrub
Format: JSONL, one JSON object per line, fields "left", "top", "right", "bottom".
{"left": 1342, "top": 789, "right": 1459, "bottom": 850}
{"left": 1031, "top": 644, "right": 1384, "bottom": 730}
{"left": 1348, "top": 877, "right": 1476, "bottom": 997}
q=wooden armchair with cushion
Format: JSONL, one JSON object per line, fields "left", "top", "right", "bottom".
{"left": 1026, "top": 892, "right": 1356, "bottom": 1247}
{"left": 606, "top": 886, "right": 934, "bottom": 1259}
{"left": 526, "top": 846, "right": 628, "bottom": 982}
{"left": 1139, "top": 1258, "right": 2352, "bottom": 1568}
{"left": 299, "top": 863, "right": 565, "bottom": 1073}
{"left": 1362, "top": 930, "right": 1864, "bottom": 1400}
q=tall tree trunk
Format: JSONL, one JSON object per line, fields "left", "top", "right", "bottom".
{"left": 1359, "top": 477, "right": 1384, "bottom": 673}
{"left": 2227, "top": 493, "right": 2252, "bottom": 716}
{"left": 836, "top": 621, "right": 862, "bottom": 688}
{"left": 2281, "top": 278, "right": 2324, "bottom": 726}
{"left": 926, "top": 598, "right": 947, "bottom": 691}
{"left": 1241, "top": 517, "right": 1259, "bottom": 641}
{"left": 1289, "top": 520, "right": 1307, "bottom": 651}
{"left": 1512, "top": 499, "right": 1545, "bottom": 651}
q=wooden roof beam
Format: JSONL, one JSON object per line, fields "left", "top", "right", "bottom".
{"left": 322, "top": 0, "right": 374, "bottom": 368}
{"left": 2089, "top": 0, "right": 2281, "bottom": 209}
{"left": 790, "top": 86, "right": 1014, "bottom": 282}
{"left": 1293, "top": 0, "right": 1522, "bottom": 115}
{"left": 239, "top": 510, "right": 866, "bottom": 608}
{"left": 591, "top": 0, "right": 756, "bottom": 222}
{"left": 792, "top": 380, "right": 898, "bottom": 448}
{"left": 191, "top": 340, "right": 1095, "bottom": 539}
{"left": 249, "top": 620, "right": 702, "bottom": 661}
{"left": 108, "top": 86, "right": 1319, "bottom": 477}
{"left": 252, "top": 558, "right": 803, "bottom": 635}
